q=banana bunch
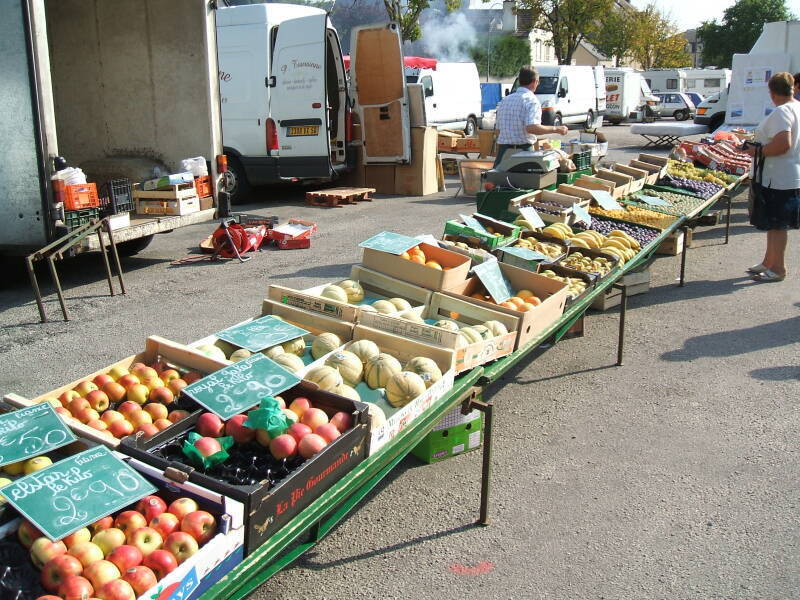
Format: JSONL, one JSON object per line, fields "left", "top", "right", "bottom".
{"left": 560, "top": 252, "right": 613, "bottom": 276}
{"left": 442, "top": 239, "right": 471, "bottom": 250}
{"left": 566, "top": 230, "right": 604, "bottom": 250}
{"left": 541, "top": 223, "right": 572, "bottom": 240}
{"left": 600, "top": 230, "right": 640, "bottom": 265}
{"left": 513, "top": 237, "right": 563, "bottom": 259}
{"left": 539, "top": 269, "right": 587, "bottom": 298}
{"left": 512, "top": 217, "right": 541, "bottom": 231}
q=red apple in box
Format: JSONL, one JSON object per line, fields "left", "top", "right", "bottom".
{"left": 122, "top": 565, "right": 158, "bottom": 597}
{"left": 150, "top": 360, "right": 169, "bottom": 374}
{"left": 298, "top": 433, "right": 327, "bottom": 459}
{"left": 164, "top": 531, "right": 199, "bottom": 564}
{"left": 117, "top": 374, "right": 140, "bottom": 390}
{"left": 149, "top": 386, "right": 174, "bottom": 406}
{"left": 167, "top": 409, "right": 189, "bottom": 424}
{"left": 160, "top": 369, "right": 180, "bottom": 383}
{"left": 102, "top": 381, "right": 127, "bottom": 403}
{"left": 225, "top": 414, "right": 255, "bottom": 443}
{"left": 98, "top": 579, "right": 136, "bottom": 600}
{"left": 107, "top": 365, "right": 129, "bottom": 381}
{"left": 88, "top": 418, "right": 109, "bottom": 431}
{"left": 84, "top": 560, "right": 121, "bottom": 590}
{"left": 107, "top": 544, "right": 143, "bottom": 572}
{"left": 108, "top": 419, "right": 134, "bottom": 439}
{"left": 129, "top": 362, "right": 147, "bottom": 375}
{"left": 315, "top": 423, "right": 340, "bottom": 443}
{"left": 196, "top": 412, "right": 224, "bottom": 437}
{"left": 92, "top": 528, "right": 126, "bottom": 557}
{"left": 142, "top": 376, "right": 165, "bottom": 392}
{"left": 55, "top": 406, "right": 73, "bottom": 420}
{"left": 149, "top": 513, "right": 180, "bottom": 539}
{"left": 182, "top": 371, "right": 202, "bottom": 384}
{"left": 101, "top": 410, "right": 125, "bottom": 425}
{"left": 144, "top": 403, "right": 168, "bottom": 421}
{"left": 286, "top": 423, "right": 312, "bottom": 444}
{"left": 168, "top": 498, "right": 198, "bottom": 520}
{"left": 129, "top": 527, "right": 163, "bottom": 557}
{"left": 31, "top": 538, "right": 67, "bottom": 569}
{"left": 168, "top": 378, "right": 187, "bottom": 396}
{"left": 127, "top": 384, "right": 150, "bottom": 405}
{"left": 330, "top": 411, "right": 352, "bottom": 433}
{"left": 93, "top": 373, "right": 114, "bottom": 388}
{"left": 136, "top": 367, "right": 158, "bottom": 382}
{"left": 89, "top": 517, "right": 114, "bottom": 536}
{"left": 180, "top": 510, "right": 217, "bottom": 545}
{"left": 142, "top": 550, "right": 177, "bottom": 580}
{"left": 255, "top": 429, "right": 272, "bottom": 447}
{"left": 300, "top": 408, "right": 328, "bottom": 431}
{"left": 153, "top": 418, "right": 172, "bottom": 431}
{"left": 117, "top": 401, "right": 141, "bottom": 418}
{"left": 74, "top": 407, "right": 100, "bottom": 424}
{"left": 68, "top": 541, "right": 104, "bottom": 567}
{"left": 129, "top": 411, "right": 153, "bottom": 427}
{"left": 288, "top": 397, "right": 311, "bottom": 418}
{"left": 136, "top": 423, "right": 159, "bottom": 438}
{"left": 58, "top": 575, "right": 95, "bottom": 600}
{"left": 63, "top": 528, "right": 91, "bottom": 549}
{"left": 194, "top": 436, "right": 222, "bottom": 457}
{"left": 114, "top": 511, "right": 147, "bottom": 541}
{"left": 41, "top": 554, "right": 83, "bottom": 592}
{"left": 269, "top": 434, "right": 297, "bottom": 459}
{"left": 59, "top": 390, "right": 80, "bottom": 407}
{"left": 73, "top": 380, "right": 98, "bottom": 397}
{"left": 136, "top": 495, "right": 167, "bottom": 522}
{"left": 68, "top": 397, "right": 90, "bottom": 415}
{"left": 17, "top": 520, "right": 42, "bottom": 548}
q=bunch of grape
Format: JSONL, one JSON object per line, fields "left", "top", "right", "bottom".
{"left": 659, "top": 174, "right": 723, "bottom": 199}
{"left": 581, "top": 217, "right": 660, "bottom": 247}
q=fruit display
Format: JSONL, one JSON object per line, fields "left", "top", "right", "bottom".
{"left": 33, "top": 360, "right": 202, "bottom": 443}
{"left": 0, "top": 491, "right": 219, "bottom": 600}
{"left": 317, "top": 279, "right": 419, "bottom": 315}
{"left": 510, "top": 235, "right": 565, "bottom": 260}
{"left": 535, "top": 223, "right": 640, "bottom": 264}
{"left": 587, "top": 204, "right": 677, "bottom": 230}
{"left": 582, "top": 217, "right": 661, "bottom": 248}
{"left": 559, "top": 252, "right": 614, "bottom": 276}
{"left": 538, "top": 269, "right": 588, "bottom": 299}
{"left": 621, "top": 190, "right": 707, "bottom": 217}
{"left": 659, "top": 174, "right": 723, "bottom": 199}
{"left": 466, "top": 286, "right": 544, "bottom": 311}
{"left": 667, "top": 159, "right": 738, "bottom": 185}
{"left": 399, "top": 245, "right": 447, "bottom": 270}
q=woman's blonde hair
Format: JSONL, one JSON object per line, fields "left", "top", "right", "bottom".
{"left": 768, "top": 72, "right": 794, "bottom": 97}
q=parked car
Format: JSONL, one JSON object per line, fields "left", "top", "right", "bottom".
{"left": 685, "top": 92, "right": 705, "bottom": 108}
{"left": 655, "top": 93, "right": 695, "bottom": 121}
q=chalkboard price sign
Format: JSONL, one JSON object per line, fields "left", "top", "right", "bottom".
{"left": 638, "top": 194, "right": 672, "bottom": 207}
{"left": 183, "top": 353, "right": 301, "bottom": 420}
{"left": 473, "top": 260, "right": 514, "bottom": 304}
{"left": 572, "top": 203, "right": 592, "bottom": 227}
{"left": 588, "top": 189, "right": 622, "bottom": 211}
{"left": 459, "top": 214, "right": 490, "bottom": 235}
{"left": 0, "top": 446, "right": 156, "bottom": 541}
{"left": 359, "top": 231, "right": 420, "bottom": 255}
{"left": 501, "top": 246, "right": 547, "bottom": 262}
{"left": 518, "top": 206, "right": 545, "bottom": 229}
{"left": 216, "top": 315, "right": 309, "bottom": 353}
{"left": 0, "top": 403, "right": 76, "bottom": 468}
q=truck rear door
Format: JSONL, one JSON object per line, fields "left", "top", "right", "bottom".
{"left": 270, "top": 13, "right": 332, "bottom": 179}
{"left": 351, "top": 23, "right": 410, "bottom": 164}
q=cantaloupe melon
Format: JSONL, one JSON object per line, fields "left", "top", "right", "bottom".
{"left": 262, "top": 345, "right": 284, "bottom": 359}
{"left": 281, "top": 337, "right": 306, "bottom": 357}
{"left": 195, "top": 344, "right": 227, "bottom": 362}
{"left": 304, "top": 365, "right": 343, "bottom": 392}
{"left": 311, "top": 332, "right": 341, "bottom": 360}
{"left": 359, "top": 304, "right": 377, "bottom": 313}
{"left": 325, "top": 351, "right": 363, "bottom": 386}
{"left": 333, "top": 383, "right": 361, "bottom": 402}
{"left": 371, "top": 300, "right": 397, "bottom": 314}
{"left": 388, "top": 298, "right": 412, "bottom": 311}
{"left": 272, "top": 353, "right": 304, "bottom": 373}
{"left": 385, "top": 371, "right": 427, "bottom": 407}
{"left": 320, "top": 284, "right": 348, "bottom": 303}
{"left": 364, "top": 353, "right": 402, "bottom": 389}
{"left": 213, "top": 339, "right": 238, "bottom": 358}
{"left": 433, "top": 319, "right": 460, "bottom": 332}
{"left": 346, "top": 339, "right": 380, "bottom": 364}
{"left": 229, "top": 348, "right": 252, "bottom": 362}
{"left": 365, "top": 403, "right": 386, "bottom": 430}
{"left": 471, "top": 325, "right": 492, "bottom": 340}
{"left": 482, "top": 320, "right": 508, "bottom": 337}
{"left": 404, "top": 357, "right": 443, "bottom": 388}
{"left": 457, "top": 327, "right": 483, "bottom": 345}
{"left": 337, "top": 279, "right": 365, "bottom": 303}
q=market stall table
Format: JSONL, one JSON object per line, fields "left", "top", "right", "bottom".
{"left": 630, "top": 122, "right": 709, "bottom": 148}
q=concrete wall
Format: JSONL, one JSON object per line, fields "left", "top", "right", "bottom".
{"left": 45, "top": 0, "right": 220, "bottom": 172}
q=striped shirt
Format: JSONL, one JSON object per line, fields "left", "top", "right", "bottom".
{"left": 496, "top": 87, "right": 542, "bottom": 145}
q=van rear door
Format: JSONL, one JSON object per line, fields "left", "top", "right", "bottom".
{"left": 270, "top": 13, "right": 331, "bottom": 179}
{"left": 351, "top": 22, "right": 410, "bottom": 164}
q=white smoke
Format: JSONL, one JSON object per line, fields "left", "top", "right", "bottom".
{"left": 419, "top": 12, "right": 477, "bottom": 62}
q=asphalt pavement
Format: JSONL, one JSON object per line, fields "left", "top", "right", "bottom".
{"left": 1, "top": 122, "right": 798, "bottom": 599}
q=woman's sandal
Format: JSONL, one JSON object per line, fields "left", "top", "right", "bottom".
{"left": 747, "top": 263, "right": 768, "bottom": 274}
{"left": 751, "top": 269, "right": 786, "bottom": 282}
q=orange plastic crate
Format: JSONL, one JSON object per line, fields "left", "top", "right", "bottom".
{"left": 64, "top": 183, "right": 100, "bottom": 210}
{"left": 194, "top": 176, "right": 212, "bottom": 198}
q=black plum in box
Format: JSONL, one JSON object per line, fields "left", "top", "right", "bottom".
{"left": 118, "top": 382, "right": 370, "bottom": 554}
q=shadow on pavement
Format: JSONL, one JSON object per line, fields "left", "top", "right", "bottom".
{"left": 631, "top": 276, "right": 756, "bottom": 309}
{"left": 661, "top": 316, "right": 800, "bottom": 361}
{"left": 271, "top": 263, "right": 354, "bottom": 281}
{"left": 749, "top": 366, "right": 800, "bottom": 381}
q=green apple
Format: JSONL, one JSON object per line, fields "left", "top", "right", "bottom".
{"left": 24, "top": 456, "right": 53, "bottom": 474}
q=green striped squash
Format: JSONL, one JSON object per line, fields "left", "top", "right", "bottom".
{"left": 385, "top": 371, "right": 427, "bottom": 407}
{"left": 364, "top": 353, "right": 402, "bottom": 389}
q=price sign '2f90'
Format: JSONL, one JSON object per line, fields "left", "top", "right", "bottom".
{"left": 0, "top": 446, "right": 156, "bottom": 541}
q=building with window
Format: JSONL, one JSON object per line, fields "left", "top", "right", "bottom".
{"left": 683, "top": 29, "right": 703, "bottom": 68}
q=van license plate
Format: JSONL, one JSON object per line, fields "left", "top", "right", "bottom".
{"left": 287, "top": 126, "right": 319, "bottom": 137}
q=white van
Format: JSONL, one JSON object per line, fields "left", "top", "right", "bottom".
{"left": 533, "top": 65, "right": 606, "bottom": 128}
{"left": 605, "top": 68, "right": 662, "bottom": 124}
{"left": 405, "top": 62, "right": 483, "bottom": 135}
{"left": 217, "top": 4, "right": 350, "bottom": 202}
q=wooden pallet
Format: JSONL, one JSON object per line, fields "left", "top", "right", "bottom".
{"left": 305, "top": 187, "right": 375, "bottom": 208}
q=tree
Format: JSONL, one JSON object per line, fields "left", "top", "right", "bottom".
{"left": 470, "top": 34, "right": 532, "bottom": 78}
{"left": 698, "top": 0, "right": 793, "bottom": 68}
{"left": 590, "top": 10, "right": 636, "bottom": 67}
{"left": 518, "top": 0, "right": 614, "bottom": 65}
{"left": 383, "top": 0, "right": 461, "bottom": 42}
{"left": 630, "top": 4, "right": 691, "bottom": 70}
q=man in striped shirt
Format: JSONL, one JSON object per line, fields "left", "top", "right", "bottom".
{"left": 494, "top": 66, "right": 567, "bottom": 166}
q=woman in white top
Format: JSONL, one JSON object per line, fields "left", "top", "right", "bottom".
{"left": 745, "top": 72, "right": 800, "bottom": 282}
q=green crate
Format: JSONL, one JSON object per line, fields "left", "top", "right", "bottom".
{"left": 443, "top": 216, "right": 520, "bottom": 249}
{"left": 572, "top": 150, "right": 592, "bottom": 170}
{"left": 476, "top": 189, "right": 536, "bottom": 219}
{"left": 412, "top": 406, "right": 483, "bottom": 464}
{"left": 544, "top": 168, "right": 593, "bottom": 190}
{"left": 64, "top": 208, "right": 99, "bottom": 231}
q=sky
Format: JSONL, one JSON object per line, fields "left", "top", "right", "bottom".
{"left": 630, "top": 0, "right": 800, "bottom": 31}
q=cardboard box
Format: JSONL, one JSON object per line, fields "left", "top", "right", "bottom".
{"left": 268, "top": 265, "right": 432, "bottom": 323}
{"left": 612, "top": 163, "right": 648, "bottom": 192}
{"left": 142, "top": 172, "right": 194, "bottom": 191}
{"left": 412, "top": 405, "right": 483, "bottom": 463}
{"left": 260, "top": 299, "right": 357, "bottom": 337}
{"left": 590, "top": 269, "right": 650, "bottom": 310}
{"left": 120, "top": 383, "right": 369, "bottom": 554}
{"left": 438, "top": 132, "right": 460, "bottom": 152}
{"left": 443, "top": 262, "right": 569, "bottom": 349}
{"left": 455, "top": 137, "right": 481, "bottom": 153}
{"left": 443, "top": 213, "right": 521, "bottom": 249}
{"left": 395, "top": 127, "right": 438, "bottom": 196}
{"left": 479, "top": 129, "right": 498, "bottom": 158}
{"left": 656, "top": 228, "right": 693, "bottom": 255}
{"left": 136, "top": 195, "right": 200, "bottom": 216}
{"left": 407, "top": 83, "right": 427, "bottom": 127}
{"left": 3, "top": 336, "right": 227, "bottom": 449}
{"left": 350, "top": 325, "right": 455, "bottom": 454}
{"left": 593, "top": 168, "right": 633, "bottom": 197}
{"left": 365, "top": 165, "right": 396, "bottom": 194}
{"left": 199, "top": 195, "right": 214, "bottom": 211}
{"left": 361, "top": 241, "right": 471, "bottom": 291}
{"left": 358, "top": 291, "right": 519, "bottom": 373}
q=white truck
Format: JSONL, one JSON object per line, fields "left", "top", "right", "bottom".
{"left": 1, "top": 0, "right": 224, "bottom": 256}
{"left": 604, "top": 68, "right": 661, "bottom": 124}
{"left": 695, "top": 21, "right": 800, "bottom": 131}
{"left": 532, "top": 65, "right": 606, "bottom": 128}
{"left": 404, "top": 62, "right": 483, "bottom": 135}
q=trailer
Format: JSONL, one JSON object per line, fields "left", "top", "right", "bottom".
{"left": 0, "top": 0, "right": 226, "bottom": 256}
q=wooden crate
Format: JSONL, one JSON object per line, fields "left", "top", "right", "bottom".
{"left": 656, "top": 228, "right": 693, "bottom": 255}
{"left": 305, "top": 187, "right": 375, "bottom": 208}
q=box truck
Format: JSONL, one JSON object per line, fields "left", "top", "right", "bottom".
{"left": 604, "top": 68, "right": 662, "bottom": 124}
{"left": 404, "top": 62, "right": 483, "bottom": 135}
{"left": 1, "top": 0, "right": 224, "bottom": 256}
{"left": 530, "top": 65, "right": 606, "bottom": 128}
